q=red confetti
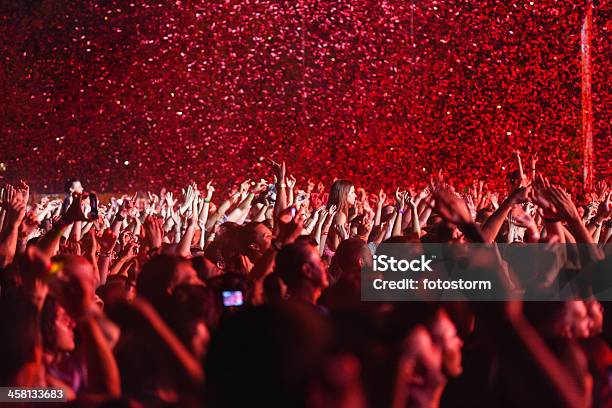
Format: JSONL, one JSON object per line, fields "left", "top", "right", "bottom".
{"left": 0, "top": 1, "right": 609, "bottom": 193}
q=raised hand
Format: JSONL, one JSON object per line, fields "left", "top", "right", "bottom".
{"left": 431, "top": 184, "right": 472, "bottom": 226}
{"left": 286, "top": 175, "right": 297, "bottom": 190}
{"left": 530, "top": 174, "right": 558, "bottom": 218}
{"left": 488, "top": 192, "right": 499, "bottom": 209}
{"left": 165, "top": 191, "right": 177, "bottom": 208}
{"left": 508, "top": 186, "right": 530, "bottom": 205}
{"left": 510, "top": 206, "right": 537, "bottom": 229}
{"left": 19, "top": 211, "right": 40, "bottom": 238}
{"left": 335, "top": 223, "right": 349, "bottom": 241}
{"left": 263, "top": 157, "right": 286, "bottom": 185}
{"left": 97, "top": 228, "right": 118, "bottom": 252}
{"left": 239, "top": 179, "right": 251, "bottom": 195}
{"left": 143, "top": 215, "right": 163, "bottom": 250}
{"left": 355, "top": 216, "right": 373, "bottom": 239}
{"left": 593, "top": 192, "right": 612, "bottom": 222}
{"left": 119, "top": 241, "right": 139, "bottom": 261}
{"left": 205, "top": 181, "right": 215, "bottom": 200}
{"left": 16, "top": 180, "right": 30, "bottom": 205}
{"left": 377, "top": 189, "right": 387, "bottom": 207}
{"left": 80, "top": 228, "right": 99, "bottom": 258}
{"left": 1, "top": 185, "right": 26, "bottom": 227}
{"left": 395, "top": 188, "right": 406, "bottom": 210}
{"left": 276, "top": 206, "right": 304, "bottom": 245}
{"left": 62, "top": 193, "right": 88, "bottom": 224}
{"left": 547, "top": 186, "right": 580, "bottom": 222}
{"left": 322, "top": 204, "right": 338, "bottom": 232}
{"left": 407, "top": 193, "right": 418, "bottom": 210}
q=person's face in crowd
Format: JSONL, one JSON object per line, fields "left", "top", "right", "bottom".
{"left": 252, "top": 223, "right": 273, "bottom": 255}
{"left": 398, "top": 326, "right": 445, "bottom": 405}
{"left": 191, "top": 321, "right": 210, "bottom": 359}
{"left": 171, "top": 261, "right": 203, "bottom": 291}
{"left": 562, "top": 301, "right": 591, "bottom": 339}
{"left": 70, "top": 181, "right": 83, "bottom": 194}
{"left": 346, "top": 186, "right": 357, "bottom": 206}
{"left": 54, "top": 304, "right": 76, "bottom": 352}
{"left": 430, "top": 310, "right": 463, "bottom": 378}
{"left": 303, "top": 245, "right": 329, "bottom": 289}
{"left": 585, "top": 300, "right": 603, "bottom": 336}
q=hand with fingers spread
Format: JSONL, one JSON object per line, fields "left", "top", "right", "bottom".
{"left": 276, "top": 206, "right": 304, "bottom": 245}
{"left": 165, "top": 191, "right": 177, "bottom": 208}
{"left": 547, "top": 186, "right": 580, "bottom": 222}
{"left": 16, "top": 179, "right": 30, "bottom": 205}
{"left": 530, "top": 174, "right": 558, "bottom": 219}
{"left": 322, "top": 204, "right": 338, "bottom": 234}
{"left": 19, "top": 211, "right": 40, "bottom": 238}
{"left": 593, "top": 192, "right": 612, "bottom": 223}
{"left": 431, "top": 184, "right": 472, "bottom": 226}
{"left": 464, "top": 194, "right": 477, "bottom": 219}
{"left": 143, "top": 215, "right": 163, "bottom": 250}
{"left": 510, "top": 206, "right": 537, "bottom": 230}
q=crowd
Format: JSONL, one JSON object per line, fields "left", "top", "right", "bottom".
{"left": 0, "top": 153, "right": 611, "bottom": 407}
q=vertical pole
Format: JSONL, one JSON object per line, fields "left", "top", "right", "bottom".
{"left": 581, "top": 0, "right": 594, "bottom": 191}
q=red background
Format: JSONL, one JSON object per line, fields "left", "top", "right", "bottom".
{"left": 0, "top": 0, "right": 610, "bottom": 193}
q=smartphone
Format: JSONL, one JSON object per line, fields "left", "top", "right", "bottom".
{"left": 89, "top": 193, "right": 98, "bottom": 220}
{"left": 222, "top": 290, "right": 244, "bottom": 307}
{"left": 290, "top": 207, "right": 297, "bottom": 217}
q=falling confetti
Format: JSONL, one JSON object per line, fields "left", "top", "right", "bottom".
{"left": 0, "top": 0, "right": 609, "bottom": 194}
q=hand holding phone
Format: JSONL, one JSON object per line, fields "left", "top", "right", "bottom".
{"left": 222, "top": 290, "right": 244, "bottom": 307}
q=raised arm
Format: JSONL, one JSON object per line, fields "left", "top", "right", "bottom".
{"left": 391, "top": 188, "right": 406, "bottom": 237}
{"left": 481, "top": 187, "right": 529, "bottom": 243}
{"left": 0, "top": 185, "right": 27, "bottom": 268}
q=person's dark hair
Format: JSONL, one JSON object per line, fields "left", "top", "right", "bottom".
{"left": 96, "top": 275, "right": 134, "bottom": 308}
{"left": 208, "top": 225, "right": 250, "bottom": 275}
{"left": 328, "top": 238, "right": 368, "bottom": 285}
{"left": 191, "top": 255, "right": 219, "bottom": 281}
{"left": 63, "top": 177, "right": 80, "bottom": 194}
{"left": 205, "top": 302, "right": 333, "bottom": 408}
{"left": 207, "top": 273, "right": 254, "bottom": 309}
{"left": 275, "top": 240, "right": 316, "bottom": 292}
{"left": 136, "top": 254, "right": 186, "bottom": 310}
{"left": 295, "top": 235, "right": 319, "bottom": 247}
{"left": 263, "top": 272, "right": 286, "bottom": 304}
{"left": 0, "top": 294, "right": 41, "bottom": 385}
{"left": 327, "top": 179, "right": 354, "bottom": 214}
{"left": 203, "top": 240, "right": 224, "bottom": 267}
{"left": 160, "top": 284, "right": 219, "bottom": 348}
{"left": 238, "top": 222, "right": 263, "bottom": 259}
{"left": 40, "top": 295, "right": 59, "bottom": 352}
